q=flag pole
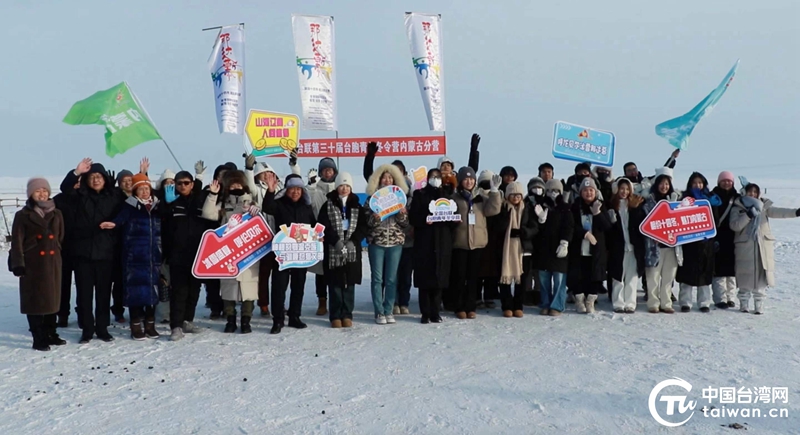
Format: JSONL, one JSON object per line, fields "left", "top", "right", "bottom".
{"left": 126, "top": 81, "right": 184, "bottom": 170}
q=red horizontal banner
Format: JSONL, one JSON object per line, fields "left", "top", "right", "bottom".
{"left": 273, "top": 136, "right": 446, "bottom": 158}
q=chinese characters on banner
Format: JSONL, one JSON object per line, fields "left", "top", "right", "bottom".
{"left": 405, "top": 13, "right": 445, "bottom": 131}
{"left": 273, "top": 223, "right": 326, "bottom": 271}
{"left": 244, "top": 110, "right": 299, "bottom": 157}
{"left": 427, "top": 198, "right": 461, "bottom": 223}
{"left": 408, "top": 166, "right": 428, "bottom": 191}
{"left": 369, "top": 186, "right": 408, "bottom": 221}
{"left": 639, "top": 198, "right": 717, "bottom": 247}
{"left": 552, "top": 121, "right": 616, "bottom": 167}
{"left": 292, "top": 15, "right": 337, "bottom": 131}
{"left": 207, "top": 24, "right": 246, "bottom": 134}
{"left": 192, "top": 214, "right": 274, "bottom": 279}
{"left": 271, "top": 136, "right": 446, "bottom": 158}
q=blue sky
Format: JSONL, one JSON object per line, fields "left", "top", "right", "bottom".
{"left": 1, "top": 0, "right": 797, "bottom": 184}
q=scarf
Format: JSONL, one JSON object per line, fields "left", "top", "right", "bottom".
{"left": 500, "top": 201, "right": 525, "bottom": 285}
{"left": 327, "top": 196, "right": 359, "bottom": 268}
{"left": 739, "top": 196, "right": 763, "bottom": 241}
{"left": 33, "top": 199, "right": 55, "bottom": 218}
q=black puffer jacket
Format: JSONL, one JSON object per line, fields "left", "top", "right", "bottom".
{"left": 410, "top": 184, "right": 456, "bottom": 289}
{"left": 533, "top": 195, "right": 574, "bottom": 273}
{"left": 162, "top": 190, "right": 213, "bottom": 267}
{"left": 712, "top": 186, "right": 738, "bottom": 277}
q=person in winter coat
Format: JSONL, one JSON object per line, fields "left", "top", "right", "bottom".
{"left": 410, "top": 169, "right": 456, "bottom": 323}
{"left": 498, "top": 166, "right": 518, "bottom": 195}
{"left": 622, "top": 149, "right": 680, "bottom": 196}
{"left": 538, "top": 163, "right": 555, "bottom": 183}
{"left": 262, "top": 174, "right": 317, "bottom": 333}
{"left": 202, "top": 170, "right": 262, "bottom": 334}
{"left": 593, "top": 166, "right": 614, "bottom": 206}
{"left": 711, "top": 171, "right": 739, "bottom": 309}
{"left": 9, "top": 178, "right": 65, "bottom": 351}
{"left": 642, "top": 174, "right": 681, "bottom": 314}
{"left": 438, "top": 156, "right": 458, "bottom": 195}
{"left": 59, "top": 159, "right": 122, "bottom": 343}
{"left": 536, "top": 179, "right": 574, "bottom": 316}
{"left": 675, "top": 172, "right": 721, "bottom": 313}
{"left": 365, "top": 165, "right": 410, "bottom": 324}
{"left": 729, "top": 183, "right": 800, "bottom": 314}
{"left": 449, "top": 167, "right": 503, "bottom": 319}
{"left": 318, "top": 172, "right": 369, "bottom": 326}
{"left": 476, "top": 169, "right": 501, "bottom": 308}
{"left": 568, "top": 178, "right": 613, "bottom": 314}
{"left": 101, "top": 173, "right": 162, "bottom": 339}
{"left": 161, "top": 170, "right": 212, "bottom": 341}
{"left": 53, "top": 176, "right": 80, "bottom": 328}
{"left": 606, "top": 178, "right": 646, "bottom": 313}
{"left": 563, "top": 162, "right": 594, "bottom": 205}
{"left": 523, "top": 177, "right": 548, "bottom": 305}
{"left": 495, "top": 182, "right": 538, "bottom": 317}
{"left": 291, "top": 157, "right": 338, "bottom": 317}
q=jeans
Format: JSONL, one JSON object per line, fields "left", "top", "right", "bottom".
{"left": 368, "top": 244, "right": 403, "bottom": 316}
{"left": 396, "top": 248, "right": 414, "bottom": 307}
{"left": 539, "top": 270, "right": 567, "bottom": 313}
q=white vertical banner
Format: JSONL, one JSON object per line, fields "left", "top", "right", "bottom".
{"left": 292, "top": 14, "right": 337, "bottom": 131}
{"left": 405, "top": 13, "right": 445, "bottom": 132}
{"left": 207, "top": 24, "right": 246, "bottom": 134}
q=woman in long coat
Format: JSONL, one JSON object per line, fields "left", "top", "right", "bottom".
{"left": 9, "top": 178, "right": 65, "bottom": 351}
{"left": 711, "top": 171, "right": 739, "bottom": 308}
{"left": 729, "top": 183, "right": 799, "bottom": 314}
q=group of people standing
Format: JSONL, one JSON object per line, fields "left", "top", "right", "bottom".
{"left": 9, "top": 137, "right": 800, "bottom": 351}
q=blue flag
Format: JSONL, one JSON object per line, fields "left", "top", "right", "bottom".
{"left": 655, "top": 60, "right": 739, "bottom": 150}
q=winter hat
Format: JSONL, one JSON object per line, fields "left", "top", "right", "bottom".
{"left": 505, "top": 181, "right": 525, "bottom": 197}
{"left": 159, "top": 169, "right": 176, "bottom": 187}
{"left": 83, "top": 163, "right": 109, "bottom": 189}
{"left": 744, "top": 183, "right": 760, "bottom": 196}
{"left": 437, "top": 156, "right": 455, "bottom": 170}
{"left": 212, "top": 162, "right": 237, "bottom": 181}
{"left": 478, "top": 170, "right": 494, "bottom": 184}
{"left": 318, "top": 158, "right": 338, "bottom": 181}
{"left": 285, "top": 174, "right": 304, "bottom": 188}
{"left": 131, "top": 173, "right": 151, "bottom": 194}
{"left": 574, "top": 162, "right": 591, "bottom": 175}
{"left": 222, "top": 170, "right": 248, "bottom": 192}
{"left": 456, "top": 166, "right": 476, "bottom": 184}
{"left": 116, "top": 169, "right": 133, "bottom": 184}
{"left": 612, "top": 177, "right": 633, "bottom": 195}
{"left": 335, "top": 171, "right": 354, "bottom": 189}
{"left": 499, "top": 166, "right": 518, "bottom": 180}
{"left": 545, "top": 179, "right": 564, "bottom": 194}
{"left": 254, "top": 162, "right": 277, "bottom": 177}
{"left": 527, "top": 177, "right": 546, "bottom": 192}
{"left": 717, "top": 171, "right": 735, "bottom": 185}
{"left": 655, "top": 167, "right": 674, "bottom": 179}
{"left": 580, "top": 177, "right": 598, "bottom": 193}
{"left": 174, "top": 171, "right": 194, "bottom": 182}
{"left": 26, "top": 177, "right": 51, "bottom": 198}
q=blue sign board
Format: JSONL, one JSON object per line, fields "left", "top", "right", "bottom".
{"left": 551, "top": 121, "right": 615, "bottom": 167}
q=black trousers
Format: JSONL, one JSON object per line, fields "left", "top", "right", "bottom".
{"left": 27, "top": 313, "right": 57, "bottom": 333}
{"left": 272, "top": 268, "right": 307, "bottom": 323}
{"left": 129, "top": 305, "right": 156, "bottom": 321}
{"left": 500, "top": 257, "right": 531, "bottom": 311}
{"left": 257, "top": 252, "right": 276, "bottom": 307}
{"left": 203, "top": 279, "right": 223, "bottom": 313}
{"left": 58, "top": 254, "right": 76, "bottom": 320}
{"left": 450, "top": 248, "right": 482, "bottom": 313}
{"left": 75, "top": 259, "right": 113, "bottom": 336}
{"left": 111, "top": 258, "right": 125, "bottom": 318}
{"left": 171, "top": 263, "right": 202, "bottom": 329}
{"left": 575, "top": 257, "right": 602, "bottom": 296}
{"left": 315, "top": 273, "right": 327, "bottom": 299}
{"left": 478, "top": 277, "right": 500, "bottom": 301}
{"left": 418, "top": 288, "right": 442, "bottom": 319}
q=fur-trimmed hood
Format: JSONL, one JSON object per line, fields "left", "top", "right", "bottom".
{"left": 366, "top": 164, "right": 409, "bottom": 196}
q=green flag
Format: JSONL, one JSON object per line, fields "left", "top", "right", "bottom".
{"left": 63, "top": 82, "right": 162, "bottom": 157}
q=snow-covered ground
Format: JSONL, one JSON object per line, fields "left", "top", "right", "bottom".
{"left": 0, "top": 182, "right": 798, "bottom": 434}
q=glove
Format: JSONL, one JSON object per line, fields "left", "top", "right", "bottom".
{"left": 607, "top": 209, "right": 617, "bottom": 224}
{"left": 345, "top": 241, "right": 356, "bottom": 252}
{"left": 308, "top": 169, "right": 318, "bottom": 185}
{"left": 247, "top": 205, "right": 261, "bottom": 216}
{"left": 795, "top": 208, "right": 800, "bottom": 217}
{"left": 533, "top": 204, "right": 544, "bottom": 217}
{"left": 334, "top": 240, "right": 345, "bottom": 253}
{"left": 556, "top": 240, "right": 569, "bottom": 258}
{"left": 245, "top": 153, "right": 256, "bottom": 171}
{"left": 12, "top": 267, "right": 25, "bottom": 277}
{"left": 470, "top": 133, "right": 481, "bottom": 151}
{"left": 584, "top": 231, "right": 597, "bottom": 245}
{"left": 289, "top": 149, "right": 298, "bottom": 167}
{"left": 628, "top": 194, "right": 644, "bottom": 208}
{"left": 107, "top": 169, "right": 116, "bottom": 181}
{"left": 537, "top": 207, "right": 548, "bottom": 224}
{"left": 366, "top": 141, "right": 378, "bottom": 156}
{"left": 490, "top": 174, "right": 502, "bottom": 192}
{"left": 509, "top": 228, "right": 521, "bottom": 238}
{"left": 165, "top": 184, "right": 178, "bottom": 203}
{"left": 194, "top": 160, "right": 206, "bottom": 176}
{"left": 590, "top": 200, "right": 602, "bottom": 216}
{"left": 746, "top": 207, "right": 760, "bottom": 219}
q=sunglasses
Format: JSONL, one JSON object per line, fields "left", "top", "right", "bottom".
{"left": 176, "top": 180, "right": 193, "bottom": 186}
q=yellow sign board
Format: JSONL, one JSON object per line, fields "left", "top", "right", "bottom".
{"left": 244, "top": 110, "right": 299, "bottom": 157}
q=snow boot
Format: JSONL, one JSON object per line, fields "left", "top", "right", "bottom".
{"left": 467, "top": 312, "right": 477, "bottom": 319}
{"left": 331, "top": 319, "right": 342, "bottom": 328}
{"left": 316, "top": 298, "right": 328, "bottom": 316}
{"left": 739, "top": 297, "right": 750, "bottom": 313}
{"left": 182, "top": 321, "right": 200, "bottom": 334}
{"left": 421, "top": 316, "right": 430, "bottom": 324}
{"left": 503, "top": 310, "right": 513, "bottom": 318}
{"left": 574, "top": 294, "right": 587, "bottom": 313}
{"left": 585, "top": 295, "right": 597, "bottom": 314}
{"left": 715, "top": 302, "right": 729, "bottom": 309}
{"left": 144, "top": 318, "right": 160, "bottom": 339}
{"left": 288, "top": 316, "right": 307, "bottom": 329}
{"left": 46, "top": 323, "right": 66, "bottom": 346}
{"left": 224, "top": 316, "right": 237, "bottom": 333}
{"left": 540, "top": 309, "right": 550, "bottom": 316}
{"left": 681, "top": 306, "right": 691, "bottom": 313}
{"left": 130, "top": 320, "right": 146, "bottom": 341}
{"left": 32, "top": 330, "right": 51, "bottom": 352}
{"left": 549, "top": 309, "right": 562, "bottom": 317}
{"left": 170, "top": 327, "right": 184, "bottom": 341}
{"left": 240, "top": 316, "right": 252, "bottom": 334}
{"left": 342, "top": 318, "right": 353, "bottom": 328}
{"left": 753, "top": 300, "right": 764, "bottom": 315}
{"left": 727, "top": 301, "right": 736, "bottom": 308}
{"left": 270, "top": 322, "right": 283, "bottom": 334}
{"left": 700, "top": 307, "right": 710, "bottom": 313}
{"left": 393, "top": 305, "right": 400, "bottom": 315}
{"left": 259, "top": 305, "right": 270, "bottom": 316}
{"left": 455, "top": 312, "right": 467, "bottom": 320}
{"left": 399, "top": 306, "right": 410, "bottom": 315}
{"left": 513, "top": 310, "right": 524, "bottom": 318}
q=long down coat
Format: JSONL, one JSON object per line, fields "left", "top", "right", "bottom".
{"left": 112, "top": 196, "right": 162, "bottom": 307}
{"left": 410, "top": 184, "right": 456, "bottom": 289}
{"left": 9, "top": 203, "right": 64, "bottom": 315}
{"left": 317, "top": 191, "right": 368, "bottom": 288}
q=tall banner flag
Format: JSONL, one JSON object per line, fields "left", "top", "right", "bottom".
{"left": 405, "top": 13, "right": 445, "bottom": 132}
{"left": 208, "top": 24, "right": 246, "bottom": 134}
{"left": 292, "top": 15, "right": 337, "bottom": 131}
{"left": 655, "top": 60, "right": 739, "bottom": 150}
{"left": 63, "top": 82, "right": 162, "bottom": 157}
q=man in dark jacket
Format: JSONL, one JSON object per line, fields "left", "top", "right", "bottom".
{"left": 161, "top": 170, "right": 213, "bottom": 340}
{"left": 59, "top": 159, "right": 122, "bottom": 343}
{"left": 110, "top": 169, "right": 133, "bottom": 323}
{"left": 53, "top": 177, "right": 81, "bottom": 328}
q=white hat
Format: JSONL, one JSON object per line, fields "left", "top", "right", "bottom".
{"left": 159, "top": 169, "right": 176, "bottom": 186}
{"left": 655, "top": 167, "right": 674, "bottom": 178}
{"left": 335, "top": 171, "right": 354, "bottom": 189}
{"left": 254, "top": 162, "right": 277, "bottom": 177}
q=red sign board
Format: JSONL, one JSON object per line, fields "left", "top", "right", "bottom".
{"left": 639, "top": 198, "right": 717, "bottom": 247}
{"left": 270, "top": 135, "right": 446, "bottom": 158}
{"left": 192, "top": 214, "right": 274, "bottom": 279}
